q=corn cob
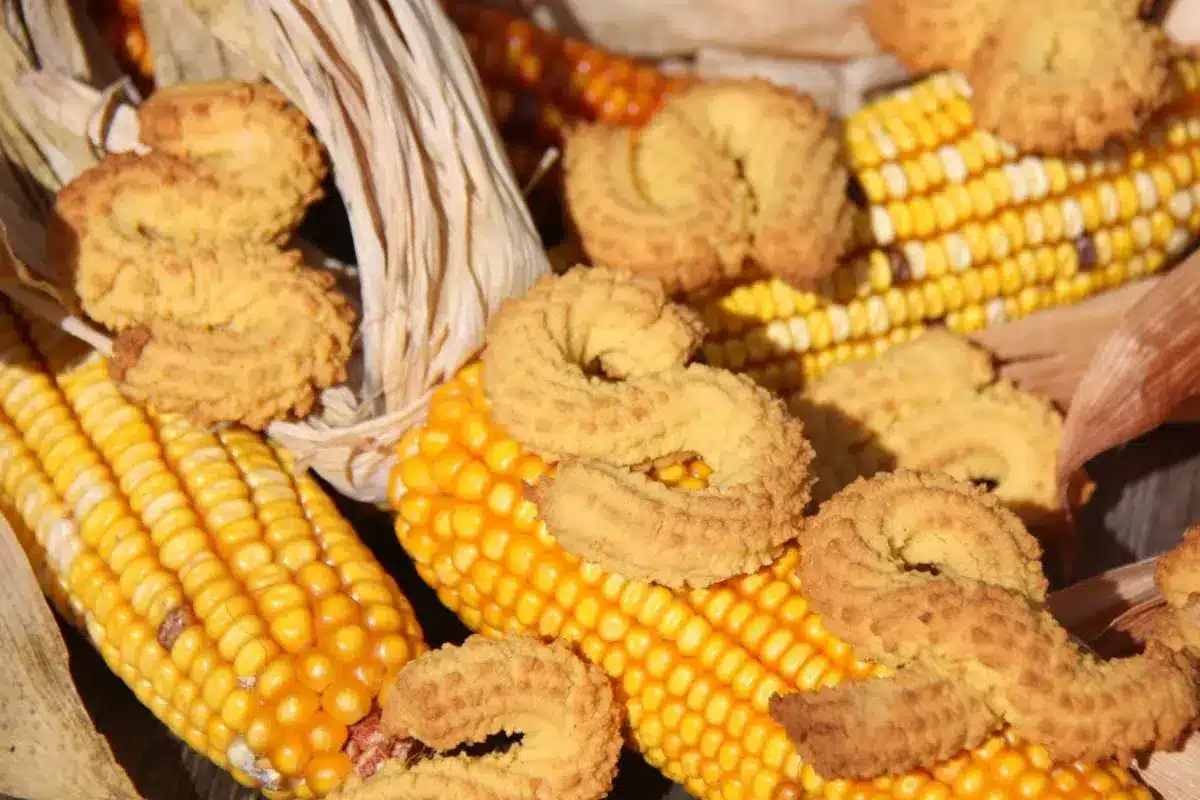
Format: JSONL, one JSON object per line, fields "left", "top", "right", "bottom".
{"left": 89, "top": 0, "right": 154, "bottom": 88}
{"left": 444, "top": 2, "right": 690, "bottom": 128}
{"left": 0, "top": 302, "right": 426, "bottom": 799}
{"left": 689, "top": 65, "right": 1200, "bottom": 390}
{"left": 391, "top": 360, "right": 1153, "bottom": 800}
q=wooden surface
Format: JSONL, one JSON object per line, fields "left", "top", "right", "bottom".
{"left": 0, "top": 424, "right": 1194, "bottom": 800}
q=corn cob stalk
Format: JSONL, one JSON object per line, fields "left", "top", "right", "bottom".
{"left": 391, "top": 361, "right": 1153, "bottom": 800}
{"left": 0, "top": 301, "right": 426, "bottom": 799}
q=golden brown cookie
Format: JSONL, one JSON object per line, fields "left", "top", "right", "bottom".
{"left": 47, "top": 82, "right": 353, "bottom": 429}
{"left": 770, "top": 471, "right": 1200, "bottom": 779}
{"left": 967, "top": 0, "right": 1174, "bottom": 154}
{"left": 565, "top": 80, "right": 853, "bottom": 293}
{"left": 483, "top": 266, "right": 815, "bottom": 587}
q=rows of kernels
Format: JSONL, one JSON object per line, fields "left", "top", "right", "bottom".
{"left": 392, "top": 364, "right": 852, "bottom": 798}
{"left": 392, "top": 362, "right": 1154, "bottom": 800}
{"left": 0, "top": 342, "right": 228, "bottom": 771}
{"left": 445, "top": 1, "right": 687, "bottom": 129}
{"left": 0, "top": 312, "right": 423, "bottom": 797}
{"left": 696, "top": 239, "right": 1169, "bottom": 394}
{"left": 703, "top": 325, "right": 926, "bottom": 395}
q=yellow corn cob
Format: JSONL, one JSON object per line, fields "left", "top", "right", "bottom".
{"left": 693, "top": 62, "right": 1200, "bottom": 391}
{"left": 0, "top": 303, "right": 426, "bottom": 799}
{"left": 391, "top": 361, "right": 1152, "bottom": 800}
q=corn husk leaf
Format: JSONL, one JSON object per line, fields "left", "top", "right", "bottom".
{"left": 545, "top": 0, "right": 881, "bottom": 60}
{"left": 971, "top": 278, "right": 1162, "bottom": 410}
{"left": 138, "top": 0, "right": 260, "bottom": 85}
{"left": 1051, "top": 557, "right": 1200, "bottom": 800}
{"left": 0, "top": 509, "right": 142, "bottom": 800}
{"left": 1056, "top": 252, "right": 1200, "bottom": 513}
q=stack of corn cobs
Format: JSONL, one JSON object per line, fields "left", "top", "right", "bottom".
{"left": 14, "top": 1, "right": 1198, "bottom": 799}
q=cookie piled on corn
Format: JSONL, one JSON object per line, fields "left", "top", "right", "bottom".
{"left": 0, "top": 302, "right": 425, "bottom": 798}
{"left": 667, "top": 60, "right": 1200, "bottom": 392}
{"left": 391, "top": 360, "right": 1152, "bottom": 800}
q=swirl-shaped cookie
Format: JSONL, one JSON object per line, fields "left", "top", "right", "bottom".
{"left": 333, "top": 636, "right": 622, "bottom": 800}
{"left": 483, "top": 266, "right": 814, "bottom": 587}
{"left": 565, "top": 80, "right": 853, "bottom": 293}
{"left": 48, "top": 81, "right": 355, "bottom": 429}
{"left": 770, "top": 471, "right": 1200, "bottom": 779}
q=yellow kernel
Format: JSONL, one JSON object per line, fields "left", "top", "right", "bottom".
{"left": 271, "top": 730, "right": 310, "bottom": 778}
{"left": 276, "top": 687, "right": 321, "bottom": 727}
{"left": 220, "top": 688, "right": 255, "bottom": 729}
{"left": 315, "top": 595, "right": 359, "bottom": 630}
{"left": 257, "top": 658, "right": 298, "bottom": 701}
{"left": 270, "top": 607, "right": 315, "bottom": 654}
{"left": 322, "top": 679, "right": 371, "bottom": 725}
{"left": 305, "top": 752, "right": 352, "bottom": 795}
{"left": 375, "top": 634, "right": 412, "bottom": 667}
{"left": 296, "top": 562, "right": 341, "bottom": 597}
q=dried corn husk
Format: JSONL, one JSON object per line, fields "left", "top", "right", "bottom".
{"left": 1056, "top": 251, "right": 1200, "bottom": 514}
{"left": 138, "top": 0, "right": 259, "bottom": 85}
{"left": 540, "top": 0, "right": 881, "bottom": 60}
{"left": 0, "top": 508, "right": 143, "bottom": 800}
{"left": 10, "top": 0, "right": 549, "bottom": 504}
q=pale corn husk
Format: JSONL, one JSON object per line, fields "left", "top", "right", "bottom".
{"left": 0, "top": 508, "right": 143, "bottom": 800}
{"left": 10, "top": 0, "right": 549, "bottom": 504}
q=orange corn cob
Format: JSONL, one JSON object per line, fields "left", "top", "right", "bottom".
{"left": 444, "top": 1, "right": 689, "bottom": 129}
{"left": 390, "top": 361, "right": 1154, "bottom": 800}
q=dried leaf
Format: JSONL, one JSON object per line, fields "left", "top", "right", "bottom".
{"left": 140, "top": 0, "right": 260, "bottom": 85}
{"left": 971, "top": 278, "right": 1159, "bottom": 410}
{"left": 1056, "top": 253, "right": 1200, "bottom": 513}
{"left": 0, "top": 509, "right": 143, "bottom": 800}
{"left": 547, "top": 0, "right": 882, "bottom": 60}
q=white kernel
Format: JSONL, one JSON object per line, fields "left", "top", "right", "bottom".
{"left": 1098, "top": 185, "right": 1121, "bottom": 224}
{"left": 1168, "top": 228, "right": 1191, "bottom": 255}
{"left": 1062, "top": 199, "right": 1085, "bottom": 239}
{"left": 880, "top": 163, "right": 909, "bottom": 199}
{"left": 938, "top": 146, "right": 967, "bottom": 183}
{"left": 950, "top": 72, "right": 972, "bottom": 97}
{"left": 985, "top": 299, "right": 1007, "bottom": 326}
{"left": 1135, "top": 172, "right": 1158, "bottom": 212}
{"left": 903, "top": 241, "right": 927, "bottom": 280}
{"left": 945, "top": 233, "right": 972, "bottom": 271}
{"left": 866, "top": 296, "right": 889, "bottom": 335}
{"left": 1023, "top": 211, "right": 1046, "bottom": 246}
{"left": 764, "top": 320, "right": 792, "bottom": 351}
{"left": 1066, "top": 162, "right": 1089, "bottom": 183}
{"left": 1170, "top": 189, "right": 1195, "bottom": 220}
{"left": 1132, "top": 217, "right": 1153, "bottom": 249}
{"left": 1020, "top": 157, "right": 1049, "bottom": 200}
{"left": 74, "top": 485, "right": 111, "bottom": 527}
{"left": 786, "top": 317, "right": 811, "bottom": 352}
{"left": 828, "top": 306, "right": 851, "bottom": 343}
{"left": 987, "top": 226, "right": 1010, "bottom": 259}
{"left": 1003, "top": 163, "right": 1029, "bottom": 204}
{"left": 869, "top": 124, "right": 898, "bottom": 159}
{"left": 870, "top": 206, "right": 896, "bottom": 245}
{"left": 228, "top": 740, "right": 281, "bottom": 790}
{"left": 46, "top": 519, "right": 80, "bottom": 574}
